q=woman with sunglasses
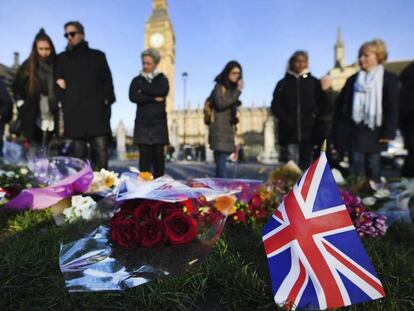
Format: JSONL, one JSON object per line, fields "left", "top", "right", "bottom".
{"left": 129, "top": 48, "right": 169, "bottom": 178}
{"left": 208, "top": 61, "right": 243, "bottom": 178}
{"left": 12, "top": 28, "right": 58, "bottom": 147}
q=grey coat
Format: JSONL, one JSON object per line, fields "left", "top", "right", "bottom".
{"left": 208, "top": 83, "right": 241, "bottom": 153}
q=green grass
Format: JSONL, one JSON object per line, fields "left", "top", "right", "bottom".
{"left": 0, "top": 209, "right": 413, "bottom": 311}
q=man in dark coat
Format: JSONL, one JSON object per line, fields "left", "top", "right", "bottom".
{"left": 0, "top": 80, "right": 13, "bottom": 156}
{"left": 400, "top": 61, "right": 414, "bottom": 176}
{"left": 56, "top": 21, "right": 115, "bottom": 169}
{"left": 271, "top": 51, "right": 327, "bottom": 169}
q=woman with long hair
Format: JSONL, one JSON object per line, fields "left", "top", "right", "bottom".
{"left": 13, "top": 28, "right": 58, "bottom": 146}
{"left": 209, "top": 60, "right": 243, "bottom": 178}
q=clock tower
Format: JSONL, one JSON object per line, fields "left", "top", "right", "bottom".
{"left": 144, "top": 0, "right": 176, "bottom": 117}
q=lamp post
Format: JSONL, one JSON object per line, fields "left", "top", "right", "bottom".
{"left": 182, "top": 72, "right": 188, "bottom": 148}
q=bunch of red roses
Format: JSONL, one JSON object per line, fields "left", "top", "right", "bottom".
{"left": 110, "top": 199, "right": 198, "bottom": 248}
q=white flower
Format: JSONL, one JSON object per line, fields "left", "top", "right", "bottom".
{"left": 362, "top": 196, "right": 377, "bottom": 206}
{"left": 19, "top": 167, "right": 29, "bottom": 175}
{"left": 374, "top": 189, "right": 391, "bottom": 199}
{"left": 63, "top": 195, "right": 97, "bottom": 223}
{"left": 88, "top": 169, "right": 120, "bottom": 192}
{"left": 5, "top": 171, "right": 15, "bottom": 178}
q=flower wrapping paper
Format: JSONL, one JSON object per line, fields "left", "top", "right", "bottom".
{"left": 59, "top": 173, "right": 259, "bottom": 292}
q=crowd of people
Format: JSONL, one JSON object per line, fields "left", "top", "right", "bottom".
{"left": 0, "top": 22, "right": 413, "bottom": 179}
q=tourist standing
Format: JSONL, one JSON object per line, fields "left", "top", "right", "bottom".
{"left": 129, "top": 48, "right": 169, "bottom": 178}
{"left": 0, "top": 80, "right": 13, "bottom": 156}
{"left": 271, "top": 51, "right": 327, "bottom": 169}
{"left": 399, "top": 61, "right": 414, "bottom": 177}
{"left": 12, "top": 28, "right": 58, "bottom": 146}
{"left": 209, "top": 61, "right": 243, "bottom": 178}
{"left": 334, "top": 39, "right": 399, "bottom": 179}
{"left": 56, "top": 21, "right": 115, "bottom": 169}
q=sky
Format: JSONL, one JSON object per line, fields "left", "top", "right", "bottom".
{"left": 1, "top": 0, "right": 413, "bottom": 135}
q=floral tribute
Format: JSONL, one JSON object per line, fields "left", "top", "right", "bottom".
{"left": 341, "top": 190, "right": 388, "bottom": 237}
{"left": 110, "top": 199, "right": 199, "bottom": 248}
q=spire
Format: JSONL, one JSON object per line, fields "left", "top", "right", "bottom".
{"left": 336, "top": 27, "right": 344, "bottom": 46}
{"left": 153, "top": 0, "right": 167, "bottom": 11}
{"left": 334, "top": 27, "right": 345, "bottom": 69}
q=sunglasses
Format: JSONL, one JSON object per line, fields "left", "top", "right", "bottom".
{"left": 64, "top": 31, "right": 79, "bottom": 39}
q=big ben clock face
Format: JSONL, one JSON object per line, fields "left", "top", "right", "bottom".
{"left": 150, "top": 32, "right": 165, "bottom": 48}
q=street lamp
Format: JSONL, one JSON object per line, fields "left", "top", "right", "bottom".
{"left": 182, "top": 72, "right": 188, "bottom": 148}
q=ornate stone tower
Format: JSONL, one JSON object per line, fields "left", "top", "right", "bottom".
{"left": 334, "top": 27, "right": 345, "bottom": 69}
{"left": 144, "top": 0, "right": 176, "bottom": 116}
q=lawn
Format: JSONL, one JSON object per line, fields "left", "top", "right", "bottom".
{"left": 0, "top": 208, "right": 413, "bottom": 310}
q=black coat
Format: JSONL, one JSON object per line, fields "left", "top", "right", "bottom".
{"left": 271, "top": 72, "right": 327, "bottom": 145}
{"left": 56, "top": 41, "right": 115, "bottom": 138}
{"left": 334, "top": 70, "right": 399, "bottom": 153}
{"left": 12, "top": 60, "right": 58, "bottom": 140}
{"left": 399, "top": 62, "right": 414, "bottom": 149}
{"left": 129, "top": 73, "right": 169, "bottom": 145}
{"left": 0, "top": 80, "right": 13, "bottom": 126}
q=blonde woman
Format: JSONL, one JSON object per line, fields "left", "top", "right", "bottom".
{"left": 334, "top": 39, "right": 399, "bottom": 178}
{"left": 129, "top": 48, "right": 169, "bottom": 178}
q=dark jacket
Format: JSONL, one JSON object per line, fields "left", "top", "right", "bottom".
{"left": 334, "top": 70, "right": 399, "bottom": 153}
{"left": 0, "top": 80, "right": 13, "bottom": 124}
{"left": 399, "top": 62, "right": 414, "bottom": 149}
{"left": 129, "top": 73, "right": 169, "bottom": 145}
{"left": 271, "top": 72, "right": 327, "bottom": 145}
{"left": 208, "top": 83, "right": 241, "bottom": 153}
{"left": 55, "top": 41, "right": 115, "bottom": 138}
{"left": 12, "top": 60, "right": 58, "bottom": 140}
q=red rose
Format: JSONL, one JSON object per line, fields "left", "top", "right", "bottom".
{"left": 248, "top": 204, "right": 268, "bottom": 220}
{"left": 112, "top": 208, "right": 134, "bottom": 222}
{"left": 236, "top": 210, "right": 246, "bottom": 223}
{"left": 250, "top": 194, "right": 262, "bottom": 209}
{"left": 134, "top": 200, "right": 161, "bottom": 222}
{"left": 140, "top": 218, "right": 166, "bottom": 248}
{"left": 3, "top": 184, "right": 24, "bottom": 199}
{"left": 110, "top": 218, "right": 140, "bottom": 248}
{"left": 160, "top": 202, "right": 181, "bottom": 218}
{"left": 164, "top": 210, "right": 198, "bottom": 245}
{"left": 181, "top": 199, "right": 197, "bottom": 215}
{"left": 120, "top": 199, "right": 141, "bottom": 211}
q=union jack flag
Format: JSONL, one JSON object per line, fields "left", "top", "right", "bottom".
{"left": 262, "top": 152, "right": 385, "bottom": 310}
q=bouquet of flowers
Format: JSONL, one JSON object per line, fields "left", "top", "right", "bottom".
{"left": 59, "top": 173, "right": 242, "bottom": 292}
{"left": 341, "top": 190, "right": 388, "bottom": 237}
{"left": 0, "top": 164, "right": 37, "bottom": 203}
{"left": 110, "top": 199, "right": 198, "bottom": 248}
{"left": 87, "top": 169, "right": 120, "bottom": 193}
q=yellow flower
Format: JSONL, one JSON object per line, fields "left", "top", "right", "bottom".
{"left": 139, "top": 171, "right": 154, "bottom": 182}
{"left": 213, "top": 195, "right": 237, "bottom": 216}
{"left": 104, "top": 175, "right": 115, "bottom": 188}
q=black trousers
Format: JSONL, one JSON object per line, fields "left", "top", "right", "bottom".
{"left": 0, "top": 122, "right": 4, "bottom": 157}
{"left": 72, "top": 136, "right": 108, "bottom": 170}
{"left": 402, "top": 148, "right": 414, "bottom": 177}
{"left": 139, "top": 144, "right": 165, "bottom": 178}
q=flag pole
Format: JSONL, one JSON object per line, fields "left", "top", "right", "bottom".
{"left": 320, "top": 139, "right": 327, "bottom": 153}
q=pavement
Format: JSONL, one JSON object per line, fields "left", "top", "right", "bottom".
{"left": 109, "top": 159, "right": 276, "bottom": 181}
{"left": 109, "top": 159, "right": 401, "bottom": 181}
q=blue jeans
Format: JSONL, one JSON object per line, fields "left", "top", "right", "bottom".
{"left": 351, "top": 152, "right": 381, "bottom": 179}
{"left": 214, "top": 151, "right": 230, "bottom": 178}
